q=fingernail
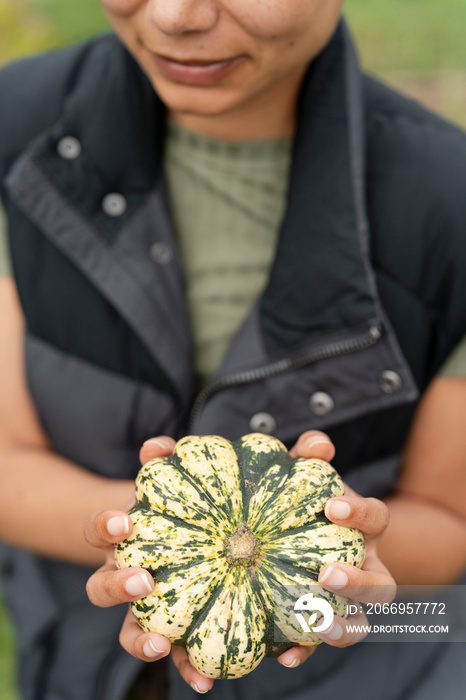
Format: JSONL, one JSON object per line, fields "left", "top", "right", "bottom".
{"left": 191, "top": 682, "right": 210, "bottom": 694}
{"left": 125, "top": 572, "right": 154, "bottom": 596}
{"left": 281, "top": 657, "right": 300, "bottom": 668}
{"left": 321, "top": 621, "right": 343, "bottom": 641}
{"left": 143, "top": 639, "right": 165, "bottom": 658}
{"left": 107, "top": 515, "right": 130, "bottom": 536}
{"left": 319, "top": 566, "right": 348, "bottom": 588}
{"left": 305, "top": 437, "right": 331, "bottom": 449}
{"left": 325, "top": 500, "right": 351, "bottom": 520}
{"left": 143, "top": 437, "right": 172, "bottom": 450}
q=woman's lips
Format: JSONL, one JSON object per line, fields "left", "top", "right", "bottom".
{"left": 151, "top": 53, "right": 244, "bottom": 85}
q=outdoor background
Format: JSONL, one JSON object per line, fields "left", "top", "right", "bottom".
{"left": 1, "top": 1, "right": 466, "bottom": 698}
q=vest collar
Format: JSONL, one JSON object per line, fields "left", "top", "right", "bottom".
{"left": 6, "top": 20, "right": 386, "bottom": 394}
{"left": 261, "top": 20, "right": 382, "bottom": 354}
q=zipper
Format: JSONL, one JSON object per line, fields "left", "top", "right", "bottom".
{"left": 188, "top": 323, "right": 383, "bottom": 429}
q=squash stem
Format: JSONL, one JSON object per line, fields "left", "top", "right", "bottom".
{"left": 224, "top": 524, "right": 261, "bottom": 568}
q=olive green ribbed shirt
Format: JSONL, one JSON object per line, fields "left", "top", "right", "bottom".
{"left": 163, "top": 119, "right": 292, "bottom": 388}
{"left": 438, "top": 339, "right": 466, "bottom": 376}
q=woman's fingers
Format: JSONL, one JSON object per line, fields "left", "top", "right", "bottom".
{"left": 278, "top": 643, "right": 317, "bottom": 669}
{"left": 119, "top": 613, "right": 215, "bottom": 693}
{"left": 84, "top": 438, "right": 175, "bottom": 548}
{"left": 119, "top": 608, "right": 171, "bottom": 661}
{"left": 277, "top": 610, "right": 371, "bottom": 662}
{"left": 171, "top": 646, "right": 214, "bottom": 694}
{"left": 139, "top": 436, "right": 176, "bottom": 466}
{"left": 317, "top": 609, "right": 370, "bottom": 648}
{"left": 318, "top": 560, "right": 396, "bottom": 604}
{"left": 325, "top": 494, "right": 390, "bottom": 538}
{"left": 321, "top": 486, "right": 396, "bottom": 604}
{"left": 86, "top": 565, "right": 154, "bottom": 607}
{"left": 89, "top": 571, "right": 214, "bottom": 694}
{"left": 288, "top": 430, "right": 336, "bottom": 462}
{"left": 83, "top": 510, "right": 133, "bottom": 549}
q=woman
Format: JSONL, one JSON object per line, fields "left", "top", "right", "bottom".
{"left": 1, "top": 1, "right": 466, "bottom": 699}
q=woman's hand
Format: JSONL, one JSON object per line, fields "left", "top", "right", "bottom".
{"left": 85, "top": 430, "right": 396, "bottom": 689}
{"left": 84, "top": 436, "right": 216, "bottom": 694}
{"left": 277, "top": 431, "right": 396, "bottom": 669}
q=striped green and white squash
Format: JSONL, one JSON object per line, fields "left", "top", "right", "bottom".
{"left": 114, "top": 433, "right": 365, "bottom": 679}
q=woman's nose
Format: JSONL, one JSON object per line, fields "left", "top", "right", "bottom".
{"left": 146, "top": 0, "right": 219, "bottom": 36}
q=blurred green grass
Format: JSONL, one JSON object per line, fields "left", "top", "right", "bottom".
{"left": 0, "top": 589, "right": 19, "bottom": 700}
{"left": 28, "top": 0, "right": 109, "bottom": 46}
{"left": 0, "top": 2, "right": 465, "bottom": 699}
{"left": 348, "top": 0, "right": 466, "bottom": 73}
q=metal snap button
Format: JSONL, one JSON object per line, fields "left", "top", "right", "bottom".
{"left": 309, "top": 392, "right": 334, "bottom": 417}
{"left": 379, "top": 370, "right": 402, "bottom": 394}
{"left": 57, "top": 136, "right": 81, "bottom": 160}
{"left": 150, "top": 242, "right": 173, "bottom": 264}
{"left": 102, "top": 193, "right": 127, "bottom": 217}
{"left": 249, "top": 412, "right": 277, "bottom": 435}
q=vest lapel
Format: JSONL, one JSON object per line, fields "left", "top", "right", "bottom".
{"left": 4, "top": 38, "right": 192, "bottom": 403}
{"left": 261, "top": 20, "right": 382, "bottom": 354}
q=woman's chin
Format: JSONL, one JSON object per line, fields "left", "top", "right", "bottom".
{"left": 150, "top": 79, "right": 243, "bottom": 119}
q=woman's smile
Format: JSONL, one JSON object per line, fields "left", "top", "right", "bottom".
{"left": 101, "top": 0, "right": 345, "bottom": 138}
{"left": 150, "top": 52, "right": 245, "bottom": 85}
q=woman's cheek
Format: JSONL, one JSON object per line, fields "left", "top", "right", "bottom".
{"left": 228, "top": 0, "right": 343, "bottom": 45}
{"left": 230, "top": 2, "right": 303, "bottom": 38}
{"left": 100, "top": 0, "right": 142, "bottom": 18}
